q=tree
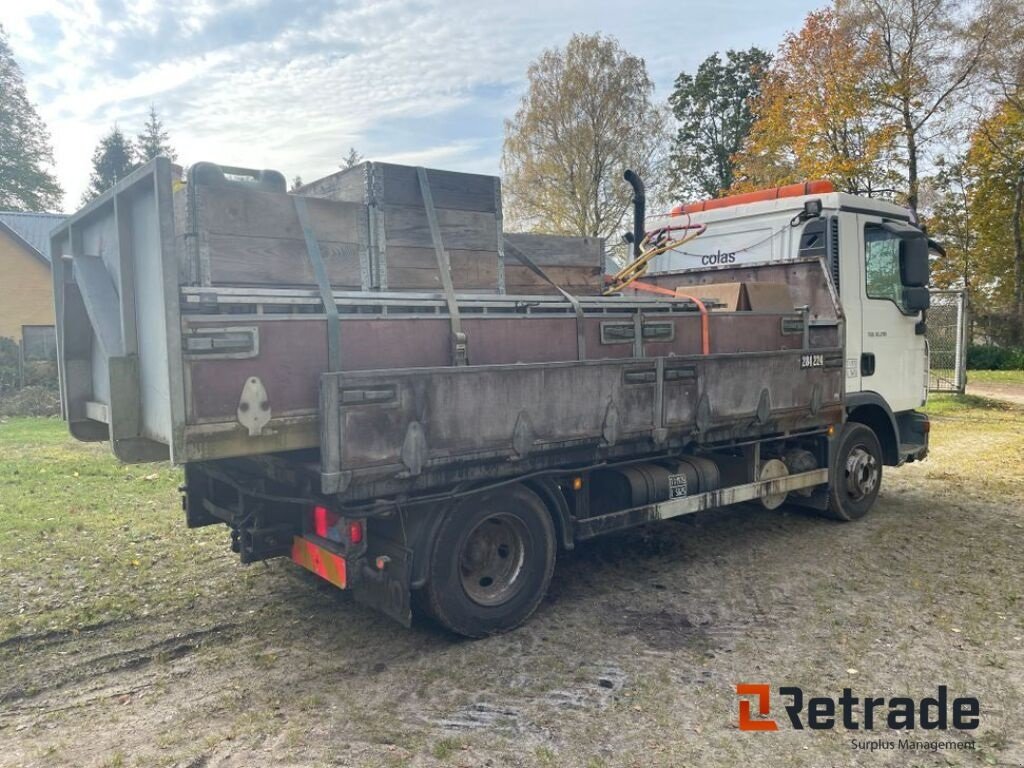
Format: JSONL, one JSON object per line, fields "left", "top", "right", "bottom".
{"left": 976, "top": 0, "right": 1024, "bottom": 116}
{"left": 290, "top": 175, "right": 303, "bottom": 192}
{"left": 966, "top": 100, "right": 1024, "bottom": 342}
{"left": 0, "top": 25, "right": 62, "bottom": 211}
{"left": 925, "top": 155, "right": 976, "bottom": 296}
{"left": 135, "top": 105, "right": 176, "bottom": 162}
{"left": 732, "top": 9, "right": 901, "bottom": 196}
{"left": 83, "top": 125, "right": 137, "bottom": 203}
{"left": 668, "top": 48, "right": 771, "bottom": 200}
{"left": 502, "top": 33, "right": 668, "bottom": 244}
{"left": 837, "top": 0, "right": 993, "bottom": 219}
{"left": 341, "top": 147, "right": 363, "bottom": 169}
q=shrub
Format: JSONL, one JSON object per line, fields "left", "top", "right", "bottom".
{"left": 0, "top": 337, "right": 59, "bottom": 394}
{"left": 967, "top": 345, "right": 1024, "bottom": 370}
{"left": 0, "top": 385, "right": 62, "bottom": 418}
{"left": 0, "top": 337, "right": 19, "bottom": 394}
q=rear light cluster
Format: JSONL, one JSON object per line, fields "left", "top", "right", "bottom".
{"left": 310, "top": 505, "right": 364, "bottom": 546}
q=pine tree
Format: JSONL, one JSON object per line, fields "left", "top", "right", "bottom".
{"left": 341, "top": 147, "right": 363, "bottom": 169}
{"left": 135, "top": 105, "right": 176, "bottom": 162}
{"left": 0, "top": 25, "right": 63, "bottom": 211}
{"left": 83, "top": 125, "right": 137, "bottom": 203}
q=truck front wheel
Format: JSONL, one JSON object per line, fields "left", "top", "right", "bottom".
{"left": 825, "top": 422, "right": 883, "bottom": 521}
{"left": 424, "top": 484, "right": 556, "bottom": 637}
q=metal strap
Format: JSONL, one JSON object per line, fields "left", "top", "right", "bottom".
{"left": 293, "top": 196, "right": 341, "bottom": 371}
{"left": 504, "top": 242, "right": 587, "bottom": 359}
{"left": 416, "top": 167, "right": 468, "bottom": 365}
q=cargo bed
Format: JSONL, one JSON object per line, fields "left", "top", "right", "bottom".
{"left": 52, "top": 157, "right": 845, "bottom": 502}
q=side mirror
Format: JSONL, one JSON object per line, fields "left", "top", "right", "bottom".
{"left": 903, "top": 286, "right": 930, "bottom": 312}
{"left": 899, "top": 235, "right": 929, "bottom": 287}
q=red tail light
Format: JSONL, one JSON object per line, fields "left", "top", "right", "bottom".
{"left": 347, "top": 520, "right": 364, "bottom": 545}
{"left": 312, "top": 505, "right": 339, "bottom": 539}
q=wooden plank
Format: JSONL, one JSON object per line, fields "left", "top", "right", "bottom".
{"left": 384, "top": 247, "right": 498, "bottom": 290}
{"left": 196, "top": 186, "right": 367, "bottom": 243}
{"left": 387, "top": 268, "right": 497, "bottom": 291}
{"left": 298, "top": 167, "right": 367, "bottom": 204}
{"left": 206, "top": 233, "right": 363, "bottom": 287}
{"left": 379, "top": 164, "right": 498, "bottom": 212}
{"left": 504, "top": 264, "right": 603, "bottom": 288}
{"left": 299, "top": 162, "right": 499, "bottom": 212}
{"left": 381, "top": 204, "right": 498, "bottom": 251}
{"left": 384, "top": 246, "right": 497, "bottom": 272}
{"left": 505, "top": 232, "right": 605, "bottom": 267}
{"left": 505, "top": 284, "right": 605, "bottom": 296}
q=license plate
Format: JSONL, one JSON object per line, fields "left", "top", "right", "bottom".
{"left": 800, "top": 353, "right": 824, "bottom": 369}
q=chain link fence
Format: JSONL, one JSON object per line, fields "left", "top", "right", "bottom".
{"left": 928, "top": 290, "right": 967, "bottom": 393}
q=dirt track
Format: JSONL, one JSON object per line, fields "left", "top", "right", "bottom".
{"left": 1, "top": 399, "right": 1023, "bottom": 768}
{"left": 967, "top": 381, "right": 1024, "bottom": 406}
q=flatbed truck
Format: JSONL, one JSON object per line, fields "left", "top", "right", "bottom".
{"left": 51, "top": 159, "right": 931, "bottom": 636}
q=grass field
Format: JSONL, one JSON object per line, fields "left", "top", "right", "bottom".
{"left": 1, "top": 394, "right": 1022, "bottom": 767}
{"left": 967, "top": 369, "right": 1024, "bottom": 384}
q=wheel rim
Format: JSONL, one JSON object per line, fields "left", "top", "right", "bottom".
{"left": 844, "top": 444, "right": 879, "bottom": 501}
{"left": 458, "top": 513, "right": 528, "bottom": 607}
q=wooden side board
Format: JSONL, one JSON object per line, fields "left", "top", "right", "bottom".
{"left": 384, "top": 246, "right": 499, "bottom": 291}
{"left": 179, "top": 160, "right": 608, "bottom": 295}
{"left": 504, "top": 232, "right": 606, "bottom": 294}
{"left": 181, "top": 183, "right": 370, "bottom": 288}
{"left": 300, "top": 161, "right": 500, "bottom": 213}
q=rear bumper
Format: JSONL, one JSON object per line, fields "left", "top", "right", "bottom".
{"left": 291, "top": 537, "right": 347, "bottom": 589}
{"left": 289, "top": 534, "right": 412, "bottom": 626}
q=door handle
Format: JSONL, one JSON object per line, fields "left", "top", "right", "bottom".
{"left": 861, "top": 353, "right": 875, "bottom": 376}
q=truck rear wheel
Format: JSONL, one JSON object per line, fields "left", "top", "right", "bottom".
{"left": 825, "top": 422, "right": 883, "bottom": 521}
{"left": 424, "top": 484, "right": 556, "bottom": 637}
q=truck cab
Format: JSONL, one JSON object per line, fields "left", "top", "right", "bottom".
{"left": 644, "top": 181, "right": 931, "bottom": 467}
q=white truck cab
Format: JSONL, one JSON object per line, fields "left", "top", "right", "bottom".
{"left": 646, "top": 182, "right": 931, "bottom": 469}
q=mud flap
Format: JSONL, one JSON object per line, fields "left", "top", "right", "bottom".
{"left": 353, "top": 538, "right": 412, "bottom": 627}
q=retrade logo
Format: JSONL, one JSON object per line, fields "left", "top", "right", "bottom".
{"left": 736, "top": 684, "right": 778, "bottom": 731}
{"left": 735, "top": 684, "right": 979, "bottom": 732}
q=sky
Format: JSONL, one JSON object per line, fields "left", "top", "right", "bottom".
{"left": 3, "top": 0, "right": 824, "bottom": 211}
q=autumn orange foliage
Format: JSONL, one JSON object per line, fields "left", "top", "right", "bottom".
{"left": 732, "top": 9, "right": 901, "bottom": 197}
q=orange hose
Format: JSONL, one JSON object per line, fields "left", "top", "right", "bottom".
{"left": 626, "top": 280, "right": 710, "bottom": 355}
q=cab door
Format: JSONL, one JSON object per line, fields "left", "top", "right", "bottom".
{"left": 856, "top": 214, "right": 928, "bottom": 413}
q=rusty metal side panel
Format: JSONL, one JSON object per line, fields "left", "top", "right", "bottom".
{"left": 320, "top": 349, "right": 844, "bottom": 494}
{"left": 461, "top": 317, "right": 578, "bottom": 364}
{"left": 707, "top": 314, "right": 802, "bottom": 353}
{"left": 328, "top": 360, "right": 657, "bottom": 473}
{"left": 699, "top": 353, "right": 842, "bottom": 422}
{"left": 643, "top": 259, "right": 839, "bottom": 324}
{"left": 183, "top": 317, "right": 452, "bottom": 421}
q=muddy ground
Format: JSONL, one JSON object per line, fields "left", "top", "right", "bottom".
{"left": 1, "top": 393, "right": 1022, "bottom": 768}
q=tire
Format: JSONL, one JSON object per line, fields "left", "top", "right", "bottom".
{"left": 824, "top": 422, "right": 883, "bottom": 521}
{"left": 424, "top": 484, "right": 556, "bottom": 638}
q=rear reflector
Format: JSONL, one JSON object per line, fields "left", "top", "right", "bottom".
{"left": 347, "top": 520, "right": 364, "bottom": 544}
{"left": 291, "top": 537, "right": 347, "bottom": 589}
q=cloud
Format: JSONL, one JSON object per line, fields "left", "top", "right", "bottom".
{"left": 4, "top": 0, "right": 823, "bottom": 210}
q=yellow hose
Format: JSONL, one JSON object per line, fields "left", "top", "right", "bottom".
{"left": 604, "top": 228, "right": 705, "bottom": 295}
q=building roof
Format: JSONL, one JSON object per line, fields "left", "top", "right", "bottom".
{"left": 0, "top": 211, "right": 68, "bottom": 265}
